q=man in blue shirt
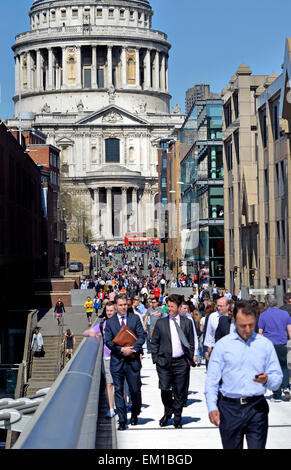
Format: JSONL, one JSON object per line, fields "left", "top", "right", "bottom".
{"left": 258, "top": 294, "right": 291, "bottom": 401}
{"left": 205, "top": 300, "right": 282, "bottom": 449}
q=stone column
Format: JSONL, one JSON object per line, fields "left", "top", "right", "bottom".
{"left": 135, "top": 48, "right": 140, "bottom": 88}
{"left": 15, "top": 55, "right": 20, "bottom": 95}
{"left": 107, "top": 46, "right": 112, "bottom": 87}
{"left": 94, "top": 188, "right": 100, "bottom": 239}
{"left": 145, "top": 49, "right": 151, "bottom": 89}
{"left": 76, "top": 46, "right": 82, "bottom": 88}
{"left": 62, "top": 46, "right": 67, "bottom": 88}
{"left": 160, "top": 53, "right": 166, "bottom": 92}
{"left": 154, "top": 50, "right": 160, "bottom": 91}
{"left": 47, "top": 48, "right": 53, "bottom": 90}
{"left": 165, "top": 56, "right": 169, "bottom": 92}
{"left": 132, "top": 188, "right": 138, "bottom": 231}
{"left": 121, "top": 47, "right": 127, "bottom": 88}
{"left": 92, "top": 46, "right": 97, "bottom": 88}
{"left": 26, "top": 52, "right": 31, "bottom": 91}
{"left": 121, "top": 187, "right": 128, "bottom": 236}
{"left": 106, "top": 187, "right": 113, "bottom": 238}
{"left": 36, "top": 49, "right": 42, "bottom": 90}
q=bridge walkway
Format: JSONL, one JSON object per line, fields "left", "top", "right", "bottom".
{"left": 116, "top": 356, "right": 291, "bottom": 450}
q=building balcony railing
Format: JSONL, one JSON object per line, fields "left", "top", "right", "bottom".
{"left": 15, "top": 25, "right": 168, "bottom": 46}
{"left": 197, "top": 106, "right": 206, "bottom": 129}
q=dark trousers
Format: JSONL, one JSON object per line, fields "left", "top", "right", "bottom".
{"left": 157, "top": 356, "right": 189, "bottom": 423}
{"left": 146, "top": 329, "right": 151, "bottom": 352}
{"left": 273, "top": 344, "right": 289, "bottom": 399}
{"left": 218, "top": 396, "right": 269, "bottom": 449}
{"left": 111, "top": 362, "right": 142, "bottom": 424}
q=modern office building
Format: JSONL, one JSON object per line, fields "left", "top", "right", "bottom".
{"left": 222, "top": 51, "right": 291, "bottom": 296}
{"left": 11, "top": 0, "right": 183, "bottom": 243}
{"left": 185, "top": 84, "right": 219, "bottom": 115}
{"left": 179, "top": 95, "right": 224, "bottom": 286}
{"left": 157, "top": 138, "right": 182, "bottom": 275}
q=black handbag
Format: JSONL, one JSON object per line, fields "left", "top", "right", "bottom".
{"left": 35, "top": 346, "right": 45, "bottom": 357}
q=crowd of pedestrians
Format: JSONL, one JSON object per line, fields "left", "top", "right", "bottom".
{"left": 80, "top": 244, "right": 291, "bottom": 448}
{"left": 32, "top": 242, "right": 291, "bottom": 449}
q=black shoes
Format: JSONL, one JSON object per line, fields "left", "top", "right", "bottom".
{"left": 130, "top": 415, "right": 138, "bottom": 426}
{"left": 174, "top": 421, "right": 182, "bottom": 429}
{"left": 159, "top": 411, "right": 173, "bottom": 427}
{"left": 118, "top": 422, "right": 127, "bottom": 431}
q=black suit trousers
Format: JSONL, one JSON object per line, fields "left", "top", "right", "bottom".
{"left": 112, "top": 360, "right": 142, "bottom": 424}
{"left": 157, "top": 356, "right": 189, "bottom": 421}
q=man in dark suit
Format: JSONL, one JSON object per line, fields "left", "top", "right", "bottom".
{"left": 105, "top": 293, "right": 146, "bottom": 430}
{"left": 215, "top": 314, "right": 232, "bottom": 342}
{"left": 151, "top": 294, "right": 195, "bottom": 429}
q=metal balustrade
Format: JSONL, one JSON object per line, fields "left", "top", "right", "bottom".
{"left": 12, "top": 335, "right": 103, "bottom": 449}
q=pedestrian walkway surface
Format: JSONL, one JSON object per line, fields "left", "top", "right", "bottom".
{"left": 116, "top": 356, "right": 291, "bottom": 450}
{"left": 36, "top": 309, "right": 291, "bottom": 449}
{"left": 37, "top": 307, "right": 91, "bottom": 336}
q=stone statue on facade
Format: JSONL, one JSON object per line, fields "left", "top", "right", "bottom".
{"left": 41, "top": 103, "right": 51, "bottom": 113}
{"left": 172, "top": 104, "right": 181, "bottom": 114}
{"left": 77, "top": 100, "right": 84, "bottom": 112}
{"left": 108, "top": 84, "right": 116, "bottom": 103}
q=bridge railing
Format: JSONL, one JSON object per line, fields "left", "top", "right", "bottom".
{"left": 12, "top": 334, "right": 103, "bottom": 449}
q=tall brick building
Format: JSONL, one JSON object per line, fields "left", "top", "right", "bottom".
{"left": 0, "top": 122, "right": 42, "bottom": 362}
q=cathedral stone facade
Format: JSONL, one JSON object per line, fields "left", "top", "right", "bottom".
{"left": 12, "top": 0, "right": 183, "bottom": 242}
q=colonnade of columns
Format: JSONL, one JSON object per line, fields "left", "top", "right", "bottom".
{"left": 15, "top": 44, "right": 169, "bottom": 95}
{"left": 91, "top": 186, "right": 139, "bottom": 240}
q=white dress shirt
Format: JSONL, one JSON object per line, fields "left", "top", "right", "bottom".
{"left": 169, "top": 315, "right": 184, "bottom": 358}
{"left": 117, "top": 313, "right": 127, "bottom": 326}
{"left": 185, "top": 313, "right": 198, "bottom": 356}
{"left": 204, "top": 311, "right": 221, "bottom": 348}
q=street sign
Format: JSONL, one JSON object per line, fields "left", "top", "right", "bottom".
{"left": 249, "top": 288, "right": 275, "bottom": 296}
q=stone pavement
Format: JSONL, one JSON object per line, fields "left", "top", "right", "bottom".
{"left": 116, "top": 355, "right": 291, "bottom": 450}
{"left": 36, "top": 307, "right": 94, "bottom": 336}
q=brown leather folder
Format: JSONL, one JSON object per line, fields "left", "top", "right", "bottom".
{"left": 113, "top": 326, "right": 138, "bottom": 358}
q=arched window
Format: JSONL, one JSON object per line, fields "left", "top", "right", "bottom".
{"left": 105, "top": 138, "right": 120, "bottom": 163}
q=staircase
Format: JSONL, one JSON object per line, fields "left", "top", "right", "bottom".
{"left": 26, "top": 335, "right": 84, "bottom": 396}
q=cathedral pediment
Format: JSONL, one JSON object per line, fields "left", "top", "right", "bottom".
{"left": 87, "top": 164, "right": 142, "bottom": 179}
{"left": 76, "top": 105, "right": 149, "bottom": 126}
{"left": 56, "top": 136, "right": 75, "bottom": 146}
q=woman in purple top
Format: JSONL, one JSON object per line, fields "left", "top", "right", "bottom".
{"left": 83, "top": 301, "right": 116, "bottom": 417}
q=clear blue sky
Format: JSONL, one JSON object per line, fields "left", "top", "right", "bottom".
{"left": 1, "top": 0, "right": 291, "bottom": 119}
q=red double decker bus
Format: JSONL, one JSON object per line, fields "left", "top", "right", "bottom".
{"left": 124, "top": 232, "right": 159, "bottom": 247}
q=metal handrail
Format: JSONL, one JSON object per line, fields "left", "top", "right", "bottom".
{"left": 56, "top": 315, "right": 65, "bottom": 377}
{"left": 14, "top": 310, "right": 39, "bottom": 399}
{"left": 12, "top": 334, "right": 103, "bottom": 449}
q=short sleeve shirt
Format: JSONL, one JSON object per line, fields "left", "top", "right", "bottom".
{"left": 258, "top": 307, "right": 291, "bottom": 345}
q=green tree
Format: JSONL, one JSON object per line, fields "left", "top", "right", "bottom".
{"left": 61, "top": 191, "right": 92, "bottom": 243}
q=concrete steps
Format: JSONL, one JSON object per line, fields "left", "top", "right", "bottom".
{"left": 26, "top": 335, "right": 83, "bottom": 395}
